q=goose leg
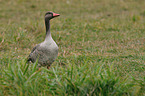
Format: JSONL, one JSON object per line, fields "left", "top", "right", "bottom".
{"left": 47, "top": 66, "right": 50, "bottom": 69}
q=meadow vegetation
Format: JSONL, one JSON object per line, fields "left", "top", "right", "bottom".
{"left": 0, "top": 0, "right": 145, "bottom": 95}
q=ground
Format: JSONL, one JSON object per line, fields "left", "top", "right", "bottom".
{"left": 0, "top": 0, "right": 145, "bottom": 95}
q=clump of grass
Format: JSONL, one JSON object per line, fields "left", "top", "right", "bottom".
{"left": 0, "top": 59, "right": 41, "bottom": 95}
{"left": 0, "top": 57, "right": 144, "bottom": 95}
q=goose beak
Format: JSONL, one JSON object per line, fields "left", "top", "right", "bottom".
{"left": 53, "top": 13, "right": 60, "bottom": 17}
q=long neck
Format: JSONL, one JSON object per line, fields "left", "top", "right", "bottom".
{"left": 45, "top": 19, "right": 51, "bottom": 39}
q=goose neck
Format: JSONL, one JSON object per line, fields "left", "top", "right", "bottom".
{"left": 45, "top": 20, "right": 51, "bottom": 38}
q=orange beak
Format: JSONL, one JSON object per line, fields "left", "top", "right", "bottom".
{"left": 53, "top": 13, "right": 60, "bottom": 17}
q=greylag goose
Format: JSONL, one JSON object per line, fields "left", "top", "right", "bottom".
{"left": 27, "top": 11, "right": 60, "bottom": 69}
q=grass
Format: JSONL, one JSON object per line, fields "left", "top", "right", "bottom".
{"left": 0, "top": 0, "right": 145, "bottom": 95}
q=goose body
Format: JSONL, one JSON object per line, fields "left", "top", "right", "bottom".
{"left": 27, "top": 11, "right": 60, "bottom": 68}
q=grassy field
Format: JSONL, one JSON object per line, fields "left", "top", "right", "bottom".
{"left": 0, "top": 0, "right": 145, "bottom": 95}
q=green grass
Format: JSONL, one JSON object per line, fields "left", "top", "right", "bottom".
{"left": 0, "top": 0, "right": 145, "bottom": 95}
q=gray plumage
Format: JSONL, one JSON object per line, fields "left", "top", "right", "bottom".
{"left": 27, "top": 11, "right": 60, "bottom": 68}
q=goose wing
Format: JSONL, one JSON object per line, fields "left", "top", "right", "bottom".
{"left": 27, "top": 44, "right": 40, "bottom": 63}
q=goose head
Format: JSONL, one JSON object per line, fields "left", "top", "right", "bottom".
{"left": 45, "top": 11, "right": 60, "bottom": 20}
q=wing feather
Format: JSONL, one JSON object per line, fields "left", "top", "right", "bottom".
{"left": 27, "top": 44, "right": 40, "bottom": 63}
